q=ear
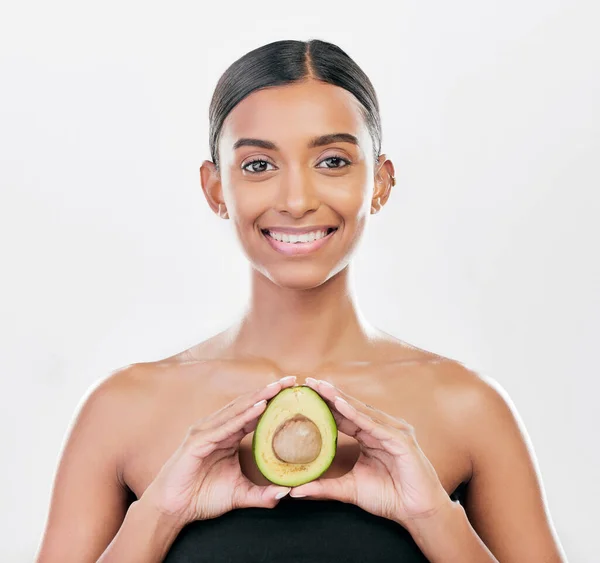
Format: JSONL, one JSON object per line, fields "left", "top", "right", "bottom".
{"left": 200, "top": 160, "right": 229, "bottom": 219}
{"left": 371, "top": 154, "right": 396, "bottom": 215}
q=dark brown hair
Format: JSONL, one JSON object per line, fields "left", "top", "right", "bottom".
{"left": 208, "top": 39, "right": 382, "bottom": 170}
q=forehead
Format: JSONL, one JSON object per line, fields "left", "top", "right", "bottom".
{"left": 219, "top": 79, "right": 370, "bottom": 150}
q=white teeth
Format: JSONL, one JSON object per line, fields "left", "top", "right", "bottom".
{"left": 267, "top": 229, "right": 331, "bottom": 243}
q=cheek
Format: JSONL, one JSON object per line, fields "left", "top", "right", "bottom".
{"left": 335, "top": 163, "right": 373, "bottom": 209}
{"left": 328, "top": 180, "right": 372, "bottom": 221}
{"left": 225, "top": 185, "right": 270, "bottom": 225}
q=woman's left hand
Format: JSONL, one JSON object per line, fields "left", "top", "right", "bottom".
{"left": 289, "top": 378, "right": 453, "bottom": 528}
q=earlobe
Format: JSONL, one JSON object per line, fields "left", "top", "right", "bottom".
{"left": 218, "top": 203, "right": 229, "bottom": 219}
{"left": 371, "top": 197, "right": 382, "bottom": 214}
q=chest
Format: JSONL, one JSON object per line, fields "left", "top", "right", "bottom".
{"left": 123, "top": 376, "right": 471, "bottom": 500}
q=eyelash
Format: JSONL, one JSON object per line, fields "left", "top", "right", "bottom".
{"left": 242, "top": 155, "right": 352, "bottom": 174}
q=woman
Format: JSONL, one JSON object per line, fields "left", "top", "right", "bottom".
{"left": 36, "top": 39, "right": 566, "bottom": 562}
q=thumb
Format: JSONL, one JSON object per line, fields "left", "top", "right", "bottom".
{"left": 289, "top": 473, "right": 355, "bottom": 503}
{"left": 234, "top": 482, "right": 292, "bottom": 509}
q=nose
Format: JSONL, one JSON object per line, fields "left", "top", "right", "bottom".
{"left": 273, "top": 166, "right": 320, "bottom": 218}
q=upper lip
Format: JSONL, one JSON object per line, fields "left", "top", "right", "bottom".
{"left": 261, "top": 225, "right": 338, "bottom": 234}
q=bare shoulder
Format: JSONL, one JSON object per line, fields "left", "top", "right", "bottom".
{"left": 426, "top": 358, "right": 506, "bottom": 402}
{"left": 374, "top": 333, "right": 513, "bottom": 415}
{"left": 76, "top": 363, "right": 149, "bottom": 430}
{"left": 427, "top": 359, "right": 524, "bottom": 441}
{"left": 83, "top": 361, "right": 168, "bottom": 411}
{"left": 409, "top": 356, "right": 523, "bottom": 447}
{"left": 432, "top": 360, "right": 542, "bottom": 486}
{"left": 75, "top": 359, "right": 200, "bottom": 443}
{"left": 75, "top": 363, "right": 164, "bottom": 457}
{"left": 372, "top": 335, "right": 524, "bottom": 452}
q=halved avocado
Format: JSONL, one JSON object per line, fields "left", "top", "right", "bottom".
{"left": 252, "top": 385, "right": 338, "bottom": 487}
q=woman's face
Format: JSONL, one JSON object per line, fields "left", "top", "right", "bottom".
{"left": 201, "top": 78, "right": 393, "bottom": 290}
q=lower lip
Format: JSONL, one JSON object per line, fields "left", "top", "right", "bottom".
{"left": 262, "top": 229, "right": 338, "bottom": 256}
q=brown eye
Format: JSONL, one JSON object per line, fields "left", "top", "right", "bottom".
{"left": 242, "top": 159, "right": 275, "bottom": 174}
{"left": 317, "top": 156, "right": 351, "bottom": 169}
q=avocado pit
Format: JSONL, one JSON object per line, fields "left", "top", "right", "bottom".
{"left": 272, "top": 414, "right": 322, "bottom": 464}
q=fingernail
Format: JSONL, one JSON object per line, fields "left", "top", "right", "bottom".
{"left": 335, "top": 396, "right": 354, "bottom": 409}
{"left": 319, "top": 379, "right": 335, "bottom": 389}
{"left": 290, "top": 492, "right": 307, "bottom": 498}
{"left": 267, "top": 381, "right": 279, "bottom": 387}
{"left": 253, "top": 399, "right": 267, "bottom": 408}
{"left": 306, "top": 377, "right": 318, "bottom": 386}
{"left": 279, "top": 375, "right": 297, "bottom": 384}
{"left": 275, "top": 488, "right": 291, "bottom": 499}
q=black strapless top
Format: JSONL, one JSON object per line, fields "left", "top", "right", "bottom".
{"left": 163, "top": 482, "right": 468, "bottom": 562}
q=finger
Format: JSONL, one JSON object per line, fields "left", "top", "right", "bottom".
{"left": 304, "top": 388, "right": 359, "bottom": 435}
{"left": 233, "top": 479, "right": 292, "bottom": 509}
{"left": 298, "top": 385, "right": 383, "bottom": 450}
{"left": 215, "top": 419, "right": 257, "bottom": 449}
{"left": 305, "top": 378, "right": 411, "bottom": 430}
{"left": 216, "top": 374, "right": 297, "bottom": 418}
{"left": 333, "top": 396, "right": 415, "bottom": 455}
{"left": 305, "top": 378, "right": 370, "bottom": 415}
{"left": 213, "top": 414, "right": 263, "bottom": 450}
{"left": 330, "top": 405, "right": 387, "bottom": 451}
{"left": 289, "top": 472, "right": 356, "bottom": 504}
{"left": 304, "top": 382, "right": 411, "bottom": 453}
{"left": 199, "top": 375, "right": 297, "bottom": 431}
{"left": 187, "top": 398, "right": 269, "bottom": 457}
{"left": 299, "top": 384, "right": 367, "bottom": 436}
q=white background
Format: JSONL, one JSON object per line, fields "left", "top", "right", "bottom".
{"left": 1, "top": 1, "right": 598, "bottom": 561}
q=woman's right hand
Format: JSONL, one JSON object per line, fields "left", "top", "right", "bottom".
{"left": 139, "top": 375, "right": 297, "bottom": 527}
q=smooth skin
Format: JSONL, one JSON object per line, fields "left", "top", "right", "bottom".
{"left": 36, "top": 78, "right": 567, "bottom": 562}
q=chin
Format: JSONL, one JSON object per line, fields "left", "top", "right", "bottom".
{"left": 256, "top": 261, "right": 349, "bottom": 291}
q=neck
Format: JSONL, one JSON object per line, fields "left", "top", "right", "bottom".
{"left": 225, "top": 264, "right": 378, "bottom": 374}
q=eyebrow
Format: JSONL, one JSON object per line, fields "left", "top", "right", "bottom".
{"left": 232, "top": 132, "right": 359, "bottom": 151}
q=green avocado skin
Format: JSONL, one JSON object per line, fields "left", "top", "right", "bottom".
{"left": 252, "top": 386, "right": 338, "bottom": 487}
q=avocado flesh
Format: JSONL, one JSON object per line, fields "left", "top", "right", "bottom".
{"left": 252, "top": 385, "right": 338, "bottom": 487}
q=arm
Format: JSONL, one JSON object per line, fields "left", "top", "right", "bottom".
{"left": 96, "top": 497, "right": 184, "bottom": 563}
{"left": 409, "top": 368, "right": 567, "bottom": 562}
{"left": 35, "top": 364, "right": 183, "bottom": 562}
{"left": 404, "top": 500, "right": 498, "bottom": 562}
{"left": 461, "top": 372, "right": 567, "bottom": 562}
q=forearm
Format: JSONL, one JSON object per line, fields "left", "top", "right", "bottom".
{"left": 97, "top": 499, "right": 185, "bottom": 563}
{"left": 404, "top": 501, "right": 498, "bottom": 563}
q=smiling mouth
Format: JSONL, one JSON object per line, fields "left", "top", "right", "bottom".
{"left": 261, "top": 227, "right": 337, "bottom": 243}
{"left": 260, "top": 227, "right": 339, "bottom": 255}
